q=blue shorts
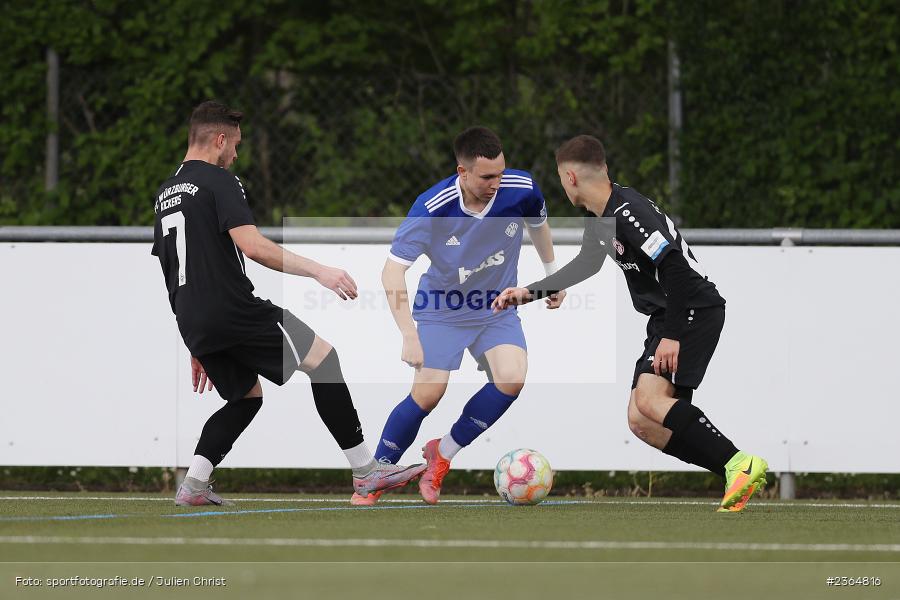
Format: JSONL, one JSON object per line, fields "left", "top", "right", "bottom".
{"left": 417, "top": 311, "right": 527, "bottom": 372}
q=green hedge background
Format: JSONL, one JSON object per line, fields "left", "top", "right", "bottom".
{"left": 1, "top": 0, "right": 897, "bottom": 227}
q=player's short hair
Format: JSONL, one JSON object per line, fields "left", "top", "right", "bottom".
{"left": 555, "top": 135, "right": 607, "bottom": 168}
{"left": 453, "top": 127, "right": 503, "bottom": 165}
{"left": 188, "top": 100, "right": 243, "bottom": 146}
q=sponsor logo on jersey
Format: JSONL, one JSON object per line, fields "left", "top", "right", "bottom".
{"left": 155, "top": 182, "right": 198, "bottom": 213}
{"left": 154, "top": 195, "right": 182, "bottom": 214}
{"left": 505, "top": 222, "right": 519, "bottom": 237}
{"left": 446, "top": 235, "right": 461, "bottom": 246}
{"left": 641, "top": 230, "right": 669, "bottom": 260}
{"left": 612, "top": 237, "right": 625, "bottom": 256}
{"left": 615, "top": 260, "right": 640, "bottom": 272}
{"left": 157, "top": 182, "right": 198, "bottom": 202}
{"left": 458, "top": 250, "right": 505, "bottom": 284}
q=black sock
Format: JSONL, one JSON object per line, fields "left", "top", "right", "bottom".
{"left": 660, "top": 435, "right": 723, "bottom": 477}
{"left": 662, "top": 400, "right": 737, "bottom": 478}
{"left": 307, "top": 349, "right": 365, "bottom": 450}
{"left": 195, "top": 397, "right": 263, "bottom": 466}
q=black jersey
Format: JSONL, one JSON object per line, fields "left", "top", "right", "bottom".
{"left": 151, "top": 160, "right": 280, "bottom": 355}
{"left": 528, "top": 183, "right": 724, "bottom": 316}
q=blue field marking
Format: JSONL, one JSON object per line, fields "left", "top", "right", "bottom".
{"left": 0, "top": 499, "right": 589, "bottom": 523}
{"left": 162, "top": 500, "right": 591, "bottom": 519}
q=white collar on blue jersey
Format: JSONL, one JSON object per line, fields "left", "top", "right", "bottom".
{"left": 455, "top": 176, "right": 497, "bottom": 219}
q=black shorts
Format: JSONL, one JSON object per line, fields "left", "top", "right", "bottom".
{"left": 631, "top": 305, "right": 725, "bottom": 395}
{"left": 197, "top": 309, "right": 316, "bottom": 402}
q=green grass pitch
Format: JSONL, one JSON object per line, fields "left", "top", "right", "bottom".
{"left": 1, "top": 492, "right": 898, "bottom": 599}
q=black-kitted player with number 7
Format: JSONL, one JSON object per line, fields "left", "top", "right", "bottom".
{"left": 492, "top": 135, "right": 768, "bottom": 512}
{"left": 152, "top": 101, "right": 424, "bottom": 506}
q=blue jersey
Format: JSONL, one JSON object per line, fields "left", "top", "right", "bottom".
{"left": 389, "top": 169, "right": 547, "bottom": 324}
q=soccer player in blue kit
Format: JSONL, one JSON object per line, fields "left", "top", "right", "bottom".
{"left": 350, "top": 127, "right": 565, "bottom": 505}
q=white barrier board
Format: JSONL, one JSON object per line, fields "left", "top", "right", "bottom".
{"left": 0, "top": 242, "right": 897, "bottom": 472}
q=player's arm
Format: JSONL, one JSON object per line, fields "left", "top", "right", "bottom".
{"left": 521, "top": 179, "right": 565, "bottom": 307}
{"left": 651, "top": 250, "right": 696, "bottom": 375}
{"left": 229, "top": 224, "right": 357, "bottom": 300}
{"left": 526, "top": 220, "right": 556, "bottom": 265}
{"left": 524, "top": 220, "right": 566, "bottom": 309}
{"left": 493, "top": 221, "right": 608, "bottom": 311}
{"left": 382, "top": 258, "right": 424, "bottom": 369}
{"left": 616, "top": 200, "right": 682, "bottom": 375}
{"left": 190, "top": 356, "right": 214, "bottom": 394}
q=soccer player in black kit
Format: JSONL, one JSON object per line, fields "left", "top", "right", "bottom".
{"left": 493, "top": 135, "right": 768, "bottom": 512}
{"left": 152, "top": 101, "right": 425, "bottom": 506}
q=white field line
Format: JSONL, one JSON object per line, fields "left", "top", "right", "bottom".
{"left": 0, "top": 497, "right": 898, "bottom": 509}
{"left": 0, "top": 536, "right": 898, "bottom": 553}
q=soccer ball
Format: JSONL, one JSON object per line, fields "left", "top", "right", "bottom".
{"left": 494, "top": 448, "right": 553, "bottom": 505}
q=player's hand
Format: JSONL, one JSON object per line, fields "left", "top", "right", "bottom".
{"left": 315, "top": 265, "right": 358, "bottom": 300}
{"left": 545, "top": 290, "right": 566, "bottom": 309}
{"left": 191, "top": 356, "right": 214, "bottom": 394}
{"left": 401, "top": 332, "right": 424, "bottom": 370}
{"left": 491, "top": 287, "right": 533, "bottom": 313}
{"left": 654, "top": 338, "right": 679, "bottom": 376}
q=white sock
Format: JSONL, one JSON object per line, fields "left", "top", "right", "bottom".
{"left": 185, "top": 455, "right": 213, "bottom": 483}
{"left": 438, "top": 434, "right": 463, "bottom": 460}
{"left": 344, "top": 441, "right": 375, "bottom": 472}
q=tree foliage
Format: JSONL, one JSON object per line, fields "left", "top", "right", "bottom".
{"left": 672, "top": 0, "right": 899, "bottom": 227}
{"left": 0, "top": 0, "right": 896, "bottom": 227}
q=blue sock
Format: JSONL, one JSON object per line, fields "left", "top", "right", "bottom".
{"left": 450, "top": 384, "right": 518, "bottom": 447}
{"left": 374, "top": 394, "right": 429, "bottom": 463}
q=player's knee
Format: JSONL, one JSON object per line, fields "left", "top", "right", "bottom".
{"left": 411, "top": 385, "right": 446, "bottom": 411}
{"left": 243, "top": 380, "right": 263, "bottom": 399}
{"left": 306, "top": 344, "right": 348, "bottom": 386}
{"left": 412, "top": 394, "right": 441, "bottom": 412}
{"left": 627, "top": 412, "right": 652, "bottom": 442}
{"left": 493, "top": 380, "right": 524, "bottom": 397}
{"left": 632, "top": 386, "right": 658, "bottom": 420}
{"left": 628, "top": 418, "right": 645, "bottom": 440}
{"left": 241, "top": 396, "right": 264, "bottom": 415}
{"left": 627, "top": 396, "right": 648, "bottom": 440}
{"left": 489, "top": 363, "right": 526, "bottom": 395}
{"left": 300, "top": 336, "right": 334, "bottom": 372}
